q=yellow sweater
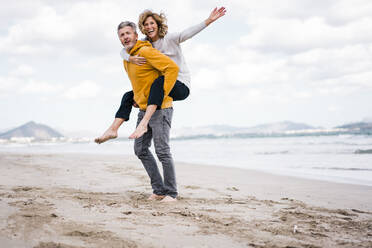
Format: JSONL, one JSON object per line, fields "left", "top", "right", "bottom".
{"left": 124, "top": 40, "right": 179, "bottom": 110}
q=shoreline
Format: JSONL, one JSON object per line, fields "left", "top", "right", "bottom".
{"left": 2, "top": 144, "right": 372, "bottom": 188}
{"left": 1, "top": 152, "right": 372, "bottom": 247}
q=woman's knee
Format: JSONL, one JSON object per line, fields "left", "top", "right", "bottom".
{"left": 122, "top": 91, "right": 134, "bottom": 102}
{"left": 179, "top": 88, "right": 189, "bottom": 100}
{"left": 169, "top": 83, "right": 189, "bottom": 101}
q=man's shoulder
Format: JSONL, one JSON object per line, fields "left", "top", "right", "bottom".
{"left": 138, "top": 45, "right": 152, "bottom": 52}
{"left": 139, "top": 45, "right": 164, "bottom": 58}
{"left": 139, "top": 45, "right": 156, "bottom": 54}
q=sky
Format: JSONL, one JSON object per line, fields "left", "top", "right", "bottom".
{"left": 1, "top": 0, "right": 372, "bottom": 136}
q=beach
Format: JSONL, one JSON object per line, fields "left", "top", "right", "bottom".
{"left": 1, "top": 152, "right": 372, "bottom": 248}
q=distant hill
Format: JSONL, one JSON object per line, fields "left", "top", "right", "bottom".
{"left": 172, "top": 121, "right": 320, "bottom": 138}
{"left": 0, "top": 127, "right": 13, "bottom": 133}
{"left": 337, "top": 122, "right": 372, "bottom": 131}
{"left": 246, "top": 121, "right": 318, "bottom": 133}
{"left": 172, "top": 125, "right": 247, "bottom": 137}
{"left": 362, "top": 117, "right": 372, "bottom": 123}
{"left": 0, "top": 121, "right": 63, "bottom": 140}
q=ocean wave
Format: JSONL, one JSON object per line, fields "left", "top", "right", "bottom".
{"left": 312, "top": 167, "right": 372, "bottom": 171}
{"left": 354, "top": 149, "right": 372, "bottom": 154}
{"left": 255, "top": 151, "right": 289, "bottom": 155}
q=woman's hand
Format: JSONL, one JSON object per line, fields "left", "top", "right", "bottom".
{"left": 205, "top": 7, "right": 226, "bottom": 26}
{"left": 129, "top": 55, "right": 146, "bottom": 65}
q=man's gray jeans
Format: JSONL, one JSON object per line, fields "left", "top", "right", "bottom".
{"left": 134, "top": 107, "right": 177, "bottom": 198}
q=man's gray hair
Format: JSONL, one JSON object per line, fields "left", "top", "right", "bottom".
{"left": 117, "top": 21, "right": 137, "bottom": 33}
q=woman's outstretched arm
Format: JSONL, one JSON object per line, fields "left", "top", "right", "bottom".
{"left": 175, "top": 7, "right": 226, "bottom": 43}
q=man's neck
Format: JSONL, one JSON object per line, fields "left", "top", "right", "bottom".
{"left": 125, "top": 40, "right": 138, "bottom": 53}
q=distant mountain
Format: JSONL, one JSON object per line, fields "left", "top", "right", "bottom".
{"left": 336, "top": 122, "right": 372, "bottom": 131}
{"left": 246, "top": 121, "right": 318, "bottom": 133}
{"left": 172, "top": 125, "right": 247, "bottom": 137}
{"left": 0, "top": 127, "right": 13, "bottom": 133}
{"left": 362, "top": 117, "right": 372, "bottom": 123}
{"left": 172, "top": 121, "right": 320, "bottom": 138}
{"left": 0, "top": 121, "right": 63, "bottom": 140}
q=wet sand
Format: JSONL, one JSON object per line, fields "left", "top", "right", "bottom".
{"left": 0, "top": 152, "right": 372, "bottom": 248}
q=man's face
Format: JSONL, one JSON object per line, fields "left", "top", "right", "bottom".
{"left": 118, "top": 26, "right": 138, "bottom": 51}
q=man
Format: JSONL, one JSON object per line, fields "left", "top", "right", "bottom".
{"left": 117, "top": 21, "right": 179, "bottom": 202}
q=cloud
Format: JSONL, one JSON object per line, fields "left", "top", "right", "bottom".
{"left": 328, "top": 105, "right": 340, "bottom": 112}
{"left": 239, "top": 16, "right": 372, "bottom": 54}
{"left": 9, "top": 64, "right": 34, "bottom": 77}
{"left": 232, "top": 0, "right": 372, "bottom": 25}
{"left": 63, "top": 80, "right": 101, "bottom": 99}
{"left": 0, "top": 76, "right": 20, "bottom": 93}
{"left": 329, "top": 0, "right": 372, "bottom": 23}
{"left": 0, "top": 1, "right": 44, "bottom": 29}
{"left": 192, "top": 67, "right": 223, "bottom": 90}
{"left": 0, "top": 76, "right": 62, "bottom": 97}
{"left": 0, "top": 0, "right": 199, "bottom": 57}
{"left": 186, "top": 23, "right": 372, "bottom": 99}
{"left": 0, "top": 6, "right": 71, "bottom": 55}
{"left": 1, "top": 0, "right": 372, "bottom": 130}
{"left": 76, "top": 56, "right": 123, "bottom": 75}
{"left": 0, "top": 2, "right": 120, "bottom": 57}
{"left": 19, "top": 79, "right": 63, "bottom": 94}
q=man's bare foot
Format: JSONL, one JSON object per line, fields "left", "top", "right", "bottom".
{"left": 94, "top": 129, "right": 118, "bottom": 144}
{"left": 147, "top": 194, "right": 165, "bottom": 201}
{"left": 160, "top": 196, "right": 177, "bottom": 203}
{"left": 129, "top": 123, "right": 148, "bottom": 139}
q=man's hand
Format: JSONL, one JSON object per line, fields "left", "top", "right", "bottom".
{"left": 205, "top": 7, "right": 226, "bottom": 26}
{"left": 129, "top": 55, "right": 146, "bottom": 65}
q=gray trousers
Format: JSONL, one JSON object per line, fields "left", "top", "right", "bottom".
{"left": 134, "top": 108, "right": 177, "bottom": 198}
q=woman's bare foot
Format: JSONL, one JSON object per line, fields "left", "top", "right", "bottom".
{"left": 147, "top": 194, "right": 165, "bottom": 201}
{"left": 129, "top": 104, "right": 156, "bottom": 139}
{"left": 129, "top": 123, "right": 148, "bottom": 139}
{"left": 160, "top": 196, "right": 177, "bottom": 203}
{"left": 94, "top": 129, "right": 118, "bottom": 144}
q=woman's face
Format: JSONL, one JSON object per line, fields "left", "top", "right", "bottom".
{"left": 143, "top": 16, "right": 159, "bottom": 41}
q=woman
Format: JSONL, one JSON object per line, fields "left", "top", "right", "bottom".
{"left": 95, "top": 7, "right": 226, "bottom": 143}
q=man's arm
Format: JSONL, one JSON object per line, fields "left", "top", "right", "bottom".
{"left": 141, "top": 47, "right": 179, "bottom": 96}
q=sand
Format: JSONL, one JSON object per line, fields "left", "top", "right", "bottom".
{"left": 0, "top": 152, "right": 372, "bottom": 248}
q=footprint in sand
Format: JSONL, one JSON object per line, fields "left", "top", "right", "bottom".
{"left": 33, "top": 242, "right": 83, "bottom": 248}
{"left": 184, "top": 185, "right": 201, "bottom": 190}
{"left": 226, "top": 187, "right": 239, "bottom": 191}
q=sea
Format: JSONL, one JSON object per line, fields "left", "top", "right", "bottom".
{"left": 1, "top": 134, "right": 372, "bottom": 186}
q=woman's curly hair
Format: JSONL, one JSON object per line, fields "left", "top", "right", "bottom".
{"left": 138, "top": 10, "right": 168, "bottom": 39}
